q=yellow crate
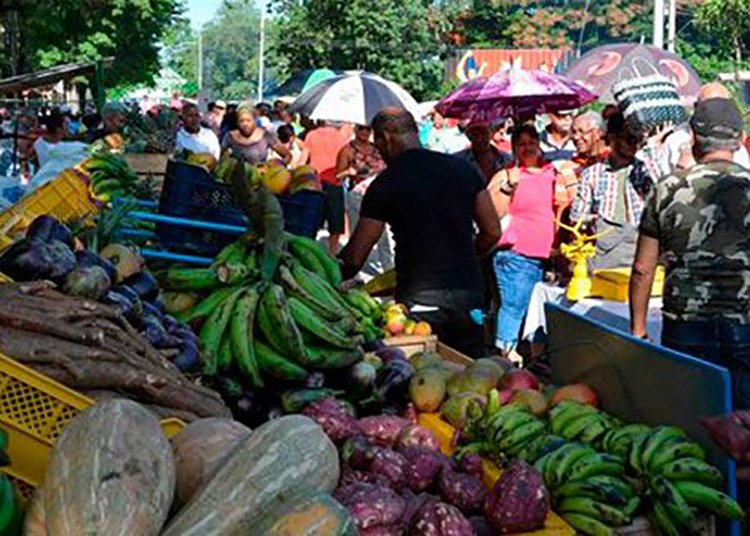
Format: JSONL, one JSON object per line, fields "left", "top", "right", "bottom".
{"left": 0, "top": 167, "right": 98, "bottom": 251}
{"left": 589, "top": 266, "right": 665, "bottom": 302}
{"left": 0, "top": 352, "right": 184, "bottom": 503}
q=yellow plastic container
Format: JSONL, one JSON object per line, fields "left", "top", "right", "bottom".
{"left": 589, "top": 266, "right": 665, "bottom": 302}
{"left": 0, "top": 352, "right": 184, "bottom": 502}
{"left": 417, "top": 413, "right": 574, "bottom": 536}
{"left": 0, "top": 167, "right": 98, "bottom": 251}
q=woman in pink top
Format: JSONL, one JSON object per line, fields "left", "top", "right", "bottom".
{"left": 489, "top": 124, "right": 558, "bottom": 355}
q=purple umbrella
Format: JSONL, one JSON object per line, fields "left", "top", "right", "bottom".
{"left": 564, "top": 44, "right": 701, "bottom": 103}
{"left": 435, "top": 68, "right": 598, "bottom": 122}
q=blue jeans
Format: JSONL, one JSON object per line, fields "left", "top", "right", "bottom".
{"left": 494, "top": 250, "right": 544, "bottom": 351}
{"left": 663, "top": 317, "right": 750, "bottom": 410}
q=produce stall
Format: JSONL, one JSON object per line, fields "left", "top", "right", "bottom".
{"left": 0, "top": 142, "right": 744, "bottom": 536}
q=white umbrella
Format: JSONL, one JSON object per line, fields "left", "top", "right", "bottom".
{"left": 291, "top": 71, "right": 420, "bottom": 126}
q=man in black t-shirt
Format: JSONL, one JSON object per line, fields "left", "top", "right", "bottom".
{"left": 340, "top": 108, "right": 501, "bottom": 356}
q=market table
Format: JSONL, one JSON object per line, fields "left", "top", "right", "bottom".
{"left": 522, "top": 282, "right": 664, "bottom": 344}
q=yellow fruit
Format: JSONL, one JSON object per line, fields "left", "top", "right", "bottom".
{"left": 289, "top": 165, "right": 322, "bottom": 193}
{"left": 386, "top": 316, "right": 406, "bottom": 336}
{"left": 261, "top": 163, "right": 293, "bottom": 194}
{"left": 186, "top": 152, "right": 217, "bottom": 172}
{"left": 413, "top": 322, "right": 432, "bottom": 336}
{"left": 404, "top": 319, "right": 417, "bottom": 336}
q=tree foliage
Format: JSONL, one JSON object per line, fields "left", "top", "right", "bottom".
{"left": 695, "top": 0, "right": 750, "bottom": 65}
{"left": 269, "top": 0, "right": 450, "bottom": 100}
{"left": 5, "top": 0, "right": 182, "bottom": 87}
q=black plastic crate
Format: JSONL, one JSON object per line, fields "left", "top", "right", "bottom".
{"left": 157, "top": 160, "right": 325, "bottom": 256}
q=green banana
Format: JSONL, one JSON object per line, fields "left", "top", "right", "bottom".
{"left": 560, "top": 412, "right": 606, "bottom": 441}
{"left": 554, "top": 443, "right": 597, "bottom": 486}
{"left": 534, "top": 450, "right": 558, "bottom": 478}
{"left": 561, "top": 513, "right": 615, "bottom": 536}
{"left": 212, "top": 241, "right": 247, "bottom": 267}
{"left": 641, "top": 426, "right": 687, "bottom": 473}
{"left": 484, "top": 405, "right": 531, "bottom": 437}
{"left": 301, "top": 344, "right": 364, "bottom": 369}
{"left": 217, "top": 332, "right": 233, "bottom": 372}
{"left": 257, "top": 284, "right": 307, "bottom": 360}
{"left": 517, "top": 434, "right": 567, "bottom": 463}
{"left": 164, "top": 267, "right": 221, "bottom": 291}
{"left": 549, "top": 401, "right": 598, "bottom": 434}
{"left": 175, "top": 286, "right": 237, "bottom": 323}
{"left": 230, "top": 288, "right": 263, "bottom": 388}
{"left": 500, "top": 420, "right": 548, "bottom": 455}
{"left": 199, "top": 288, "right": 244, "bottom": 376}
{"left": 556, "top": 497, "right": 630, "bottom": 527}
{"left": 628, "top": 433, "right": 649, "bottom": 475}
{"left": 288, "top": 296, "right": 358, "bottom": 349}
{"left": 649, "top": 475, "right": 698, "bottom": 534}
{"left": 650, "top": 500, "right": 681, "bottom": 536}
{"left": 659, "top": 458, "right": 723, "bottom": 488}
{"left": 673, "top": 481, "right": 744, "bottom": 520}
{"left": 216, "top": 263, "right": 251, "bottom": 285}
{"left": 554, "top": 477, "right": 630, "bottom": 507}
{"left": 491, "top": 410, "right": 538, "bottom": 443}
{"left": 286, "top": 232, "right": 343, "bottom": 287}
{"left": 278, "top": 263, "right": 341, "bottom": 321}
{"left": 649, "top": 438, "right": 705, "bottom": 472}
{"left": 288, "top": 260, "right": 351, "bottom": 318}
{"left": 622, "top": 496, "right": 641, "bottom": 518}
{"left": 605, "top": 424, "right": 651, "bottom": 458}
{"left": 343, "top": 288, "right": 372, "bottom": 317}
{"left": 579, "top": 418, "right": 610, "bottom": 446}
{"left": 259, "top": 190, "right": 285, "bottom": 282}
{"left": 567, "top": 453, "right": 624, "bottom": 482}
{"left": 254, "top": 339, "right": 308, "bottom": 381}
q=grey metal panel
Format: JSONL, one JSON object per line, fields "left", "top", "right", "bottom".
{"left": 546, "top": 303, "right": 736, "bottom": 493}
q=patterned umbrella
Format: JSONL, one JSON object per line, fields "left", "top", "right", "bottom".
{"left": 564, "top": 44, "right": 701, "bottom": 103}
{"left": 291, "top": 71, "right": 419, "bottom": 126}
{"left": 435, "top": 68, "right": 598, "bottom": 122}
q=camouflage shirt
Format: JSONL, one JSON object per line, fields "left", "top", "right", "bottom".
{"left": 640, "top": 160, "right": 750, "bottom": 323}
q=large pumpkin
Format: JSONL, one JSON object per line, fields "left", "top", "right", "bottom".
{"left": 163, "top": 415, "right": 340, "bottom": 535}
{"left": 43, "top": 399, "right": 175, "bottom": 536}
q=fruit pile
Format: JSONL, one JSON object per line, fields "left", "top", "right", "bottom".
{"left": 161, "top": 232, "right": 384, "bottom": 389}
{"left": 381, "top": 302, "right": 432, "bottom": 338}
{"left": 213, "top": 151, "right": 321, "bottom": 195}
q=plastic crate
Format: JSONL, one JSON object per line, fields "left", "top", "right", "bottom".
{"left": 0, "top": 167, "right": 98, "bottom": 251}
{"left": 0, "top": 352, "right": 184, "bottom": 503}
{"left": 157, "top": 160, "right": 325, "bottom": 256}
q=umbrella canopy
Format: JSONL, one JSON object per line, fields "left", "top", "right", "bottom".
{"left": 564, "top": 44, "right": 701, "bottom": 103}
{"left": 291, "top": 71, "right": 420, "bottom": 126}
{"left": 301, "top": 68, "right": 337, "bottom": 94}
{"left": 435, "top": 68, "right": 597, "bottom": 122}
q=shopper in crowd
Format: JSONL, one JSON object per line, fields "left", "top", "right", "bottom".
{"left": 455, "top": 122, "right": 512, "bottom": 183}
{"left": 32, "top": 111, "right": 67, "bottom": 167}
{"left": 204, "top": 100, "right": 227, "bottom": 137}
{"left": 221, "top": 102, "right": 289, "bottom": 165}
{"left": 540, "top": 111, "right": 577, "bottom": 162}
{"left": 341, "top": 108, "right": 501, "bottom": 357}
{"left": 255, "top": 102, "right": 273, "bottom": 129}
{"left": 425, "top": 112, "right": 468, "bottom": 154}
{"left": 491, "top": 118, "right": 513, "bottom": 154}
{"left": 570, "top": 111, "right": 670, "bottom": 270}
{"left": 175, "top": 102, "right": 221, "bottom": 160}
{"left": 488, "top": 124, "right": 558, "bottom": 360}
{"left": 87, "top": 102, "right": 127, "bottom": 144}
{"left": 274, "top": 124, "right": 308, "bottom": 167}
{"left": 305, "top": 120, "right": 350, "bottom": 254}
{"left": 220, "top": 104, "right": 238, "bottom": 140}
{"left": 630, "top": 98, "right": 750, "bottom": 408}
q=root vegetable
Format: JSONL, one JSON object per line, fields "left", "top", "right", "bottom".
{"left": 358, "top": 416, "right": 412, "bottom": 447}
{"left": 437, "top": 469, "right": 486, "bottom": 515}
{"left": 409, "top": 501, "right": 473, "bottom": 536}
{"left": 333, "top": 483, "right": 405, "bottom": 531}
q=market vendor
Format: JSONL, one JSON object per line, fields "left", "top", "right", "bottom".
{"left": 87, "top": 102, "right": 127, "bottom": 145}
{"left": 340, "top": 107, "right": 501, "bottom": 357}
{"left": 569, "top": 111, "right": 669, "bottom": 270}
{"left": 630, "top": 98, "right": 750, "bottom": 408}
{"left": 175, "top": 102, "right": 221, "bottom": 160}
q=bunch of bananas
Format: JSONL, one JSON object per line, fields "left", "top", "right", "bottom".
{"left": 0, "top": 429, "right": 23, "bottom": 535}
{"left": 627, "top": 426, "right": 743, "bottom": 534}
{"left": 466, "top": 399, "right": 639, "bottom": 535}
{"left": 549, "top": 399, "right": 622, "bottom": 447}
{"left": 83, "top": 153, "right": 139, "bottom": 202}
{"left": 163, "top": 233, "right": 383, "bottom": 388}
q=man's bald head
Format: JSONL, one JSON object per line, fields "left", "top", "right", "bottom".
{"left": 371, "top": 107, "right": 421, "bottom": 162}
{"left": 697, "top": 82, "right": 733, "bottom": 102}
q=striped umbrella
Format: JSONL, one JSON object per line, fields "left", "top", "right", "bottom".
{"left": 291, "top": 71, "right": 420, "bottom": 126}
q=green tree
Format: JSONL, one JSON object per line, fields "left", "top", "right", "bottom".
{"left": 695, "top": 0, "right": 750, "bottom": 66}
{"left": 12, "top": 0, "right": 182, "bottom": 87}
{"left": 270, "top": 0, "right": 450, "bottom": 100}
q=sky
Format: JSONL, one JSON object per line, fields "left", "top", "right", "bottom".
{"left": 185, "top": 0, "right": 268, "bottom": 28}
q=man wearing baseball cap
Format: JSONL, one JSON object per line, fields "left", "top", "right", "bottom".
{"left": 630, "top": 97, "right": 750, "bottom": 408}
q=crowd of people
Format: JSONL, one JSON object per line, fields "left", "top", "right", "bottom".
{"left": 5, "top": 82, "right": 750, "bottom": 408}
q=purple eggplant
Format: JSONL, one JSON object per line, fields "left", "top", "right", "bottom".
{"left": 26, "top": 215, "right": 73, "bottom": 247}
{"left": 0, "top": 239, "right": 75, "bottom": 282}
{"left": 124, "top": 271, "right": 160, "bottom": 303}
{"left": 173, "top": 339, "right": 201, "bottom": 371}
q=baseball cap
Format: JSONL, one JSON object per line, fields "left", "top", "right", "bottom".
{"left": 690, "top": 98, "right": 743, "bottom": 140}
{"left": 214, "top": 100, "right": 227, "bottom": 110}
